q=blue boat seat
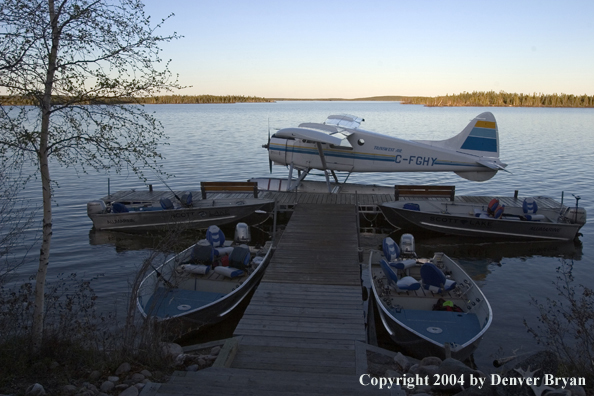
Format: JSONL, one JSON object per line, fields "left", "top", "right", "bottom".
{"left": 380, "top": 259, "right": 420, "bottom": 292}
{"left": 188, "top": 241, "right": 214, "bottom": 265}
{"left": 112, "top": 202, "right": 129, "bottom": 213}
{"left": 228, "top": 244, "right": 251, "bottom": 269}
{"left": 420, "top": 262, "right": 456, "bottom": 293}
{"left": 523, "top": 198, "right": 538, "bottom": 214}
{"left": 522, "top": 198, "right": 545, "bottom": 221}
{"left": 160, "top": 197, "right": 174, "bottom": 210}
{"left": 382, "top": 237, "right": 400, "bottom": 261}
{"left": 180, "top": 191, "right": 193, "bottom": 208}
{"left": 382, "top": 237, "right": 417, "bottom": 270}
{"left": 206, "top": 225, "right": 225, "bottom": 248}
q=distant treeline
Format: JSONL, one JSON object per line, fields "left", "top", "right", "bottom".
{"left": 138, "top": 95, "right": 274, "bottom": 104}
{"left": 0, "top": 94, "right": 274, "bottom": 106}
{"left": 401, "top": 91, "right": 594, "bottom": 108}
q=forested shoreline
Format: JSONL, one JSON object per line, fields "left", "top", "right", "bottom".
{"left": 0, "top": 94, "right": 274, "bottom": 105}
{"left": 401, "top": 91, "right": 594, "bottom": 108}
{"left": 2, "top": 92, "right": 593, "bottom": 107}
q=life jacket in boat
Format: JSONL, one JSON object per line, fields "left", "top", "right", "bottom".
{"left": 487, "top": 198, "right": 500, "bottom": 216}
{"left": 493, "top": 204, "right": 505, "bottom": 219}
{"left": 433, "top": 298, "right": 463, "bottom": 312}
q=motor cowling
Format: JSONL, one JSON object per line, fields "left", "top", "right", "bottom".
{"left": 234, "top": 222, "right": 251, "bottom": 244}
{"left": 562, "top": 207, "right": 587, "bottom": 226}
{"left": 399, "top": 233, "right": 416, "bottom": 256}
{"left": 87, "top": 200, "right": 106, "bottom": 216}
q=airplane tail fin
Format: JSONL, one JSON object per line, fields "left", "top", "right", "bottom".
{"left": 442, "top": 112, "right": 499, "bottom": 157}
{"left": 414, "top": 112, "right": 506, "bottom": 182}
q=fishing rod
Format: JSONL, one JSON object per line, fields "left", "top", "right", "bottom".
{"left": 146, "top": 259, "right": 175, "bottom": 289}
{"left": 152, "top": 170, "right": 182, "bottom": 203}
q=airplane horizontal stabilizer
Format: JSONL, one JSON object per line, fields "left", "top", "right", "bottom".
{"left": 477, "top": 159, "right": 509, "bottom": 172}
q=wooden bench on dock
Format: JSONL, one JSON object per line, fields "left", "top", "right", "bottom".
{"left": 394, "top": 185, "right": 455, "bottom": 201}
{"left": 200, "top": 181, "right": 259, "bottom": 199}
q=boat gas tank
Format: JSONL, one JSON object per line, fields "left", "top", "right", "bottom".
{"left": 563, "top": 207, "right": 587, "bottom": 226}
{"left": 399, "top": 233, "right": 416, "bottom": 256}
{"left": 87, "top": 200, "right": 106, "bottom": 215}
{"left": 234, "top": 222, "right": 251, "bottom": 244}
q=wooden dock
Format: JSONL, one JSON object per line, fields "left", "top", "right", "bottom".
{"left": 131, "top": 183, "right": 571, "bottom": 395}
{"left": 143, "top": 204, "right": 382, "bottom": 395}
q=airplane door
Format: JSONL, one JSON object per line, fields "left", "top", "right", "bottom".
{"left": 326, "top": 146, "right": 354, "bottom": 171}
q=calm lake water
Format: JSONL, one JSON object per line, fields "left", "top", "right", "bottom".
{"left": 9, "top": 101, "right": 594, "bottom": 372}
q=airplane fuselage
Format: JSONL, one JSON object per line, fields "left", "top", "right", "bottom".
{"left": 271, "top": 130, "right": 491, "bottom": 173}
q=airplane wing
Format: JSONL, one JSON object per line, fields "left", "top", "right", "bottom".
{"left": 325, "top": 114, "right": 364, "bottom": 129}
{"left": 274, "top": 127, "right": 353, "bottom": 148}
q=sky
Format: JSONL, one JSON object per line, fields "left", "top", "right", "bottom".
{"left": 142, "top": 0, "right": 594, "bottom": 99}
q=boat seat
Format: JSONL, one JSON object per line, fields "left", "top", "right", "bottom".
{"left": 112, "top": 202, "right": 129, "bottom": 213}
{"left": 524, "top": 214, "right": 546, "bottom": 221}
{"left": 180, "top": 191, "right": 193, "bottom": 208}
{"left": 380, "top": 259, "right": 420, "bottom": 292}
{"left": 188, "top": 241, "right": 214, "bottom": 265}
{"left": 382, "top": 237, "right": 417, "bottom": 270}
{"left": 473, "top": 209, "right": 490, "bottom": 219}
{"left": 214, "top": 266, "right": 245, "bottom": 278}
{"left": 160, "top": 197, "right": 174, "bottom": 210}
{"left": 522, "top": 198, "right": 545, "bottom": 220}
{"left": 420, "top": 262, "right": 456, "bottom": 293}
{"left": 206, "top": 225, "right": 225, "bottom": 248}
{"left": 228, "top": 244, "right": 251, "bottom": 269}
{"left": 523, "top": 198, "right": 538, "bottom": 214}
{"left": 382, "top": 237, "right": 400, "bottom": 261}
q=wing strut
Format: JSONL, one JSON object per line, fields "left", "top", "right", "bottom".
{"left": 316, "top": 142, "right": 333, "bottom": 193}
{"left": 287, "top": 165, "right": 310, "bottom": 191}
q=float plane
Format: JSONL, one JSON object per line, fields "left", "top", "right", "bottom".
{"left": 263, "top": 112, "right": 508, "bottom": 192}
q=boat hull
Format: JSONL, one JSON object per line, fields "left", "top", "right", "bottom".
{"left": 89, "top": 198, "right": 273, "bottom": 231}
{"left": 380, "top": 203, "right": 582, "bottom": 241}
{"left": 374, "top": 302, "right": 483, "bottom": 361}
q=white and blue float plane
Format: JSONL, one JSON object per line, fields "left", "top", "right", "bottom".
{"left": 263, "top": 112, "right": 508, "bottom": 192}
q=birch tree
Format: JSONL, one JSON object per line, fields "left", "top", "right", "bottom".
{"left": 0, "top": 0, "right": 181, "bottom": 351}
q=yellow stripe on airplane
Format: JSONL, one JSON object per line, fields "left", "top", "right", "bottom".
{"left": 475, "top": 120, "right": 496, "bottom": 129}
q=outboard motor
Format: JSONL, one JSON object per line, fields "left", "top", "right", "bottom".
{"left": 234, "top": 222, "right": 251, "bottom": 244}
{"left": 399, "top": 233, "right": 416, "bottom": 257}
{"left": 87, "top": 200, "right": 106, "bottom": 216}
{"left": 559, "top": 195, "right": 587, "bottom": 226}
{"left": 560, "top": 207, "right": 587, "bottom": 226}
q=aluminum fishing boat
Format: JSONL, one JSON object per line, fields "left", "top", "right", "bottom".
{"left": 136, "top": 223, "right": 273, "bottom": 334}
{"left": 87, "top": 190, "right": 274, "bottom": 231}
{"left": 369, "top": 234, "right": 492, "bottom": 361}
{"left": 380, "top": 196, "right": 586, "bottom": 241}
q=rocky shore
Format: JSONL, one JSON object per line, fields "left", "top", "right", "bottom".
{"left": 0, "top": 342, "right": 220, "bottom": 396}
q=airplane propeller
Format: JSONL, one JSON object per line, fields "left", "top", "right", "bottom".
{"left": 267, "top": 128, "right": 272, "bottom": 173}
{"left": 262, "top": 121, "right": 272, "bottom": 173}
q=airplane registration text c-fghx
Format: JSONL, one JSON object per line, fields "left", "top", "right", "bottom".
{"left": 263, "top": 112, "right": 508, "bottom": 192}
